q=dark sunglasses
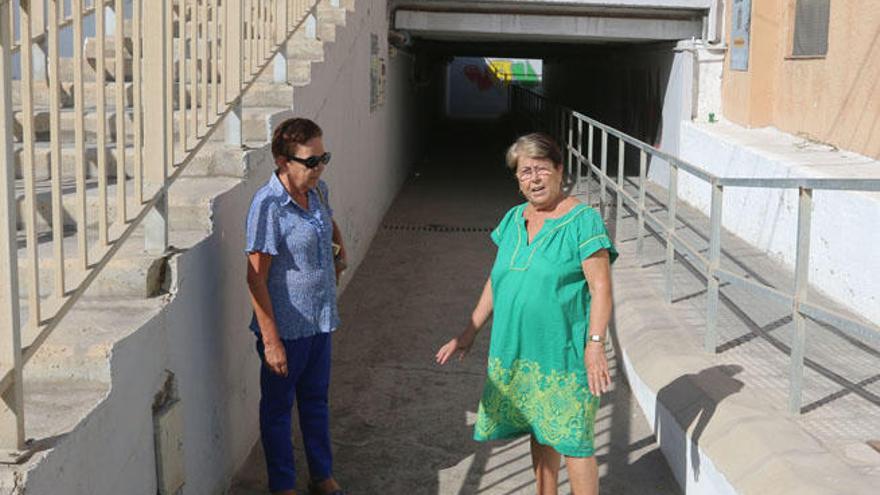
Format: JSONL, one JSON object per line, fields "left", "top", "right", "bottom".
{"left": 286, "top": 151, "right": 332, "bottom": 169}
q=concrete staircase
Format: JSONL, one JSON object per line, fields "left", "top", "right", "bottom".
{"left": 1, "top": 1, "right": 352, "bottom": 491}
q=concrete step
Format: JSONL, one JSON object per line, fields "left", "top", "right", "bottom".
{"left": 12, "top": 128, "right": 254, "bottom": 182}
{"left": 216, "top": 106, "right": 285, "bottom": 143}
{"left": 21, "top": 377, "right": 109, "bottom": 444}
{"left": 242, "top": 81, "right": 293, "bottom": 107}
{"left": 11, "top": 80, "right": 226, "bottom": 111}
{"left": 167, "top": 176, "right": 243, "bottom": 231}
{"left": 15, "top": 224, "right": 207, "bottom": 302}
{"left": 13, "top": 175, "right": 140, "bottom": 232}
{"left": 289, "top": 59, "right": 312, "bottom": 87}
{"left": 316, "top": 9, "right": 345, "bottom": 42}
{"left": 83, "top": 37, "right": 134, "bottom": 60}
{"left": 256, "top": 55, "right": 318, "bottom": 84}
{"left": 57, "top": 54, "right": 212, "bottom": 83}
{"left": 180, "top": 142, "right": 250, "bottom": 178}
{"left": 13, "top": 97, "right": 269, "bottom": 143}
{"left": 12, "top": 158, "right": 251, "bottom": 233}
{"left": 290, "top": 34, "right": 325, "bottom": 62}
{"left": 21, "top": 296, "right": 162, "bottom": 382}
{"left": 14, "top": 142, "right": 135, "bottom": 182}
{"left": 16, "top": 229, "right": 158, "bottom": 300}
{"left": 14, "top": 174, "right": 241, "bottom": 300}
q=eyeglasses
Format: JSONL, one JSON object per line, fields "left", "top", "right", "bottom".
{"left": 286, "top": 151, "right": 332, "bottom": 169}
{"left": 516, "top": 166, "right": 555, "bottom": 181}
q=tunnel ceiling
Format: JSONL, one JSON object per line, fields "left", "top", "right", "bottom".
{"left": 410, "top": 39, "right": 672, "bottom": 59}
{"left": 392, "top": 0, "right": 707, "bottom": 46}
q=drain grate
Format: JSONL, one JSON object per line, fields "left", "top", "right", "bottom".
{"left": 382, "top": 223, "right": 493, "bottom": 233}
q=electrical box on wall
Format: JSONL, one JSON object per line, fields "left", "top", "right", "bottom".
{"left": 154, "top": 398, "right": 185, "bottom": 495}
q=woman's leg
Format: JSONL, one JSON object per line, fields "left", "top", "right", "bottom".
{"left": 296, "top": 333, "right": 341, "bottom": 493}
{"left": 564, "top": 455, "right": 599, "bottom": 495}
{"left": 258, "top": 339, "right": 304, "bottom": 494}
{"left": 530, "top": 435, "right": 562, "bottom": 495}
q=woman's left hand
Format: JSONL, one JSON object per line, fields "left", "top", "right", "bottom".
{"left": 334, "top": 243, "right": 347, "bottom": 284}
{"left": 584, "top": 343, "right": 612, "bottom": 397}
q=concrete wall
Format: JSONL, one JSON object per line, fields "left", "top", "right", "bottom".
{"left": 542, "top": 42, "right": 692, "bottom": 182}
{"left": 445, "top": 57, "right": 510, "bottom": 119}
{"left": 20, "top": 154, "right": 273, "bottom": 495}
{"left": 722, "top": 0, "right": 880, "bottom": 159}
{"left": 17, "top": 1, "right": 427, "bottom": 492}
{"left": 290, "top": 4, "right": 427, "bottom": 277}
{"left": 677, "top": 121, "right": 880, "bottom": 325}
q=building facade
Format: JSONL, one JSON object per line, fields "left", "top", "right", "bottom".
{"left": 722, "top": 0, "right": 880, "bottom": 159}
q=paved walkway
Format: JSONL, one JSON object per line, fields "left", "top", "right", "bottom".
{"left": 229, "top": 124, "right": 680, "bottom": 494}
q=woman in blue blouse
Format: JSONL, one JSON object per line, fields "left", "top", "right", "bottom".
{"left": 245, "top": 118, "right": 346, "bottom": 495}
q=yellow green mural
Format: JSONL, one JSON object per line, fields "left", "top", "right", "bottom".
{"left": 486, "top": 58, "right": 542, "bottom": 85}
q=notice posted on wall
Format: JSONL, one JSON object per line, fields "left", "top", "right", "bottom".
{"left": 730, "top": 0, "right": 751, "bottom": 71}
{"left": 370, "top": 34, "right": 386, "bottom": 112}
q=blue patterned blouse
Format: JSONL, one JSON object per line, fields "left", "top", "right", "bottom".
{"left": 245, "top": 173, "right": 339, "bottom": 340}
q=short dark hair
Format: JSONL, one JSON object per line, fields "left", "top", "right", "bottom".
{"left": 271, "top": 118, "right": 323, "bottom": 160}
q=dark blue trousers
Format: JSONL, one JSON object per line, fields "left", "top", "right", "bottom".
{"left": 257, "top": 333, "right": 333, "bottom": 493}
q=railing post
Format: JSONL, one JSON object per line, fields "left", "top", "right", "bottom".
{"left": 705, "top": 182, "right": 724, "bottom": 353}
{"left": 665, "top": 163, "right": 679, "bottom": 303}
{"left": 789, "top": 187, "right": 812, "bottom": 414}
{"left": 616, "top": 138, "right": 624, "bottom": 231}
{"left": 30, "top": 0, "right": 47, "bottom": 81}
{"left": 586, "top": 123, "right": 593, "bottom": 204}
{"left": 226, "top": 0, "right": 244, "bottom": 147}
{"left": 575, "top": 118, "right": 582, "bottom": 195}
{"left": 0, "top": 0, "right": 26, "bottom": 454}
{"left": 566, "top": 113, "right": 573, "bottom": 181}
{"left": 273, "top": 0, "right": 288, "bottom": 83}
{"left": 144, "top": 0, "right": 169, "bottom": 254}
{"left": 636, "top": 149, "right": 647, "bottom": 258}
{"left": 600, "top": 130, "right": 608, "bottom": 215}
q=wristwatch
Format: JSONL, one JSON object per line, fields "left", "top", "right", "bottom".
{"left": 587, "top": 334, "right": 605, "bottom": 344}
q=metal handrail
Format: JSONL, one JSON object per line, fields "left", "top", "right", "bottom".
{"left": 510, "top": 84, "right": 880, "bottom": 415}
{"left": 0, "top": 0, "right": 325, "bottom": 456}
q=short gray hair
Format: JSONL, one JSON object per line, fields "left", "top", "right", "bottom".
{"left": 505, "top": 133, "right": 563, "bottom": 171}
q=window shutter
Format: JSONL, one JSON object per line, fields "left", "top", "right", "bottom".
{"left": 793, "top": 0, "right": 831, "bottom": 57}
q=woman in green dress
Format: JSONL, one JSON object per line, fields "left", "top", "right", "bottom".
{"left": 436, "top": 132, "right": 617, "bottom": 495}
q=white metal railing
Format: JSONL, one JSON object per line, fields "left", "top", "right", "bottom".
{"left": 510, "top": 85, "right": 880, "bottom": 415}
{"left": 0, "top": 0, "right": 323, "bottom": 457}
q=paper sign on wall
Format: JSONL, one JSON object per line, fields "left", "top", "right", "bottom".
{"left": 731, "top": 0, "right": 752, "bottom": 71}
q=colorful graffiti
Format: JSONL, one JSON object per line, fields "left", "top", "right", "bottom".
{"left": 462, "top": 58, "right": 542, "bottom": 92}
{"left": 486, "top": 59, "right": 541, "bottom": 84}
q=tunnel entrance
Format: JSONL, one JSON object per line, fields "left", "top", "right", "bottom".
{"left": 409, "top": 40, "right": 687, "bottom": 180}
{"left": 394, "top": 0, "right": 707, "bottom": 179}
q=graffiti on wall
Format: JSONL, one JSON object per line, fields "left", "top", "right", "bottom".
{"left": 461, "top": 58, "right": 542, "bottom": 92}
{"left": 370, "top": 33, "right": 386, "bottom": 112}
{"left": 486, "top": 59, "right": 541, "bottom": 84}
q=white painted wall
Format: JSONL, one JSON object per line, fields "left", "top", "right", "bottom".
{"left": 15, "top": 1, "right": 426, "bottom": 492}
{"left": 291, "top": 4, "right": 424, "bottom": 277}
{"left": 646, "top": 45, "right": 693, "bottom": 186}
{"left": 20, "top": 159, "right": 271, "bottom": 494}
{"left": 675, "top": 121, "right": 880, "bottom": 325}
{"left": 446, "top": 57, "right": 510, "bottom": 119}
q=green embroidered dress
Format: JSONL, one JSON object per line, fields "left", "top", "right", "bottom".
{"left": 474, "top": 202, "right": 618, "bottom": 457}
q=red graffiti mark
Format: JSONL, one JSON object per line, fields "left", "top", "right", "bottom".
{"left": 463, "top": 65, "right": 496, "bottom": 91}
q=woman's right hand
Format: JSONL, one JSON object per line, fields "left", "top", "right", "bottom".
{"left": 264, "top": 340, "right": 289, "bottom": 377}
{"left": 435, "top": 328, "right": 476, "bottom": 365}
